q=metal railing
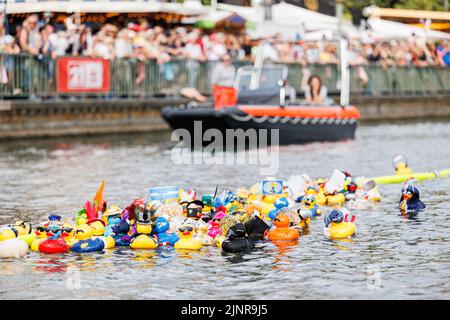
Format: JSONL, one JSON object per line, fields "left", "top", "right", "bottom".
{"left": 1, "top": 53, "right": 449, "bottom": 99}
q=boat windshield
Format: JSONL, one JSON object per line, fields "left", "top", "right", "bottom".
{"left": 234, "top": 65, "right": 288, "bottom": 92}
{"left": 234, "top": 65, "right": 288, "bottom": 105}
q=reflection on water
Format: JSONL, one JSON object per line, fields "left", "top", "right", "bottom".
{"left": 1, "top": 121, "right": 450, "bottom": 299}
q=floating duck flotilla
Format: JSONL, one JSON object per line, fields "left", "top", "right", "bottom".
{"left": 1, "top": 158, "right": 436, "bottom": 259}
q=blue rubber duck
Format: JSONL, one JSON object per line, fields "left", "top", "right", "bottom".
{"left": 399, "top": 184, "right": 426, "bottom": 216}
{"left": 268, "top": 197, "right": 289, "bottom": 220}
{"left": 154, "top": 217, "right": 179, "bottom": 247}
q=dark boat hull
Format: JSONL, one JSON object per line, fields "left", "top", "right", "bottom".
{"left": 161, "top": 106, "right": 358, "bottom": 146}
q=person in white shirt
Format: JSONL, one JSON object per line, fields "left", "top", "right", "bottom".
{"left": 210, "top": 54, "right": 236, "bottom": 88}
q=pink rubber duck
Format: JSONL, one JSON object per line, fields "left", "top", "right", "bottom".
{"left": 207, "top": 207, "right": 226, "bottom": 239}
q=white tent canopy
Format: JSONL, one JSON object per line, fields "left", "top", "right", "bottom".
{"left": 367, "top": 18, "right": 450, "bottom": 40}
{"left": 182, "top": 10, "right": 245, "bottom": 25}
{"left": 219, "top": 2, "right": 359, "bottom": 40}
{"left": 3, "top": 1, "right": 449, "bottom": 41}
{"left": 2, "top": 1, "right": 209, "bottom": 15}
{"left": 217, "top": 3, "right": 264, "bottom": 23}
{"left": 247, "top": 21, "right": 305, "bottom": 40}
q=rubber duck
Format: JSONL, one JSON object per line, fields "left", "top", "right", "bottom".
{"left": 193, "top": 220, "right": 213, "bottom": 246}
{"left": 158, "top": 201, "right": 184, "bottom": 233}
{"left": 362, "top": 180, "right": 382, "bottom": 202}
{"left": 229, "top": 208, "right": 249, "bottom": 224}
{"left": 84, "top": 201, "right": 106, "bottom": 236}
{"left": 323, "top": 209, "right": 356, "bottom": 239}
{"left": 326, "top": 192, "right": 346, "bottom": 206}
{"left": 71, "top": 224, "right": 115, "bottom": 252}
{"left": 267, "top": 214, "right": 299, "bottom": 241}
{"left": 311, "top": 180, "right": 328, "bottom": 205}
{"left": 130, "top": 202, "right": 158, "bottom": 250}
{"left": 0, "top": 238, "right": 28, "bottom": 258}
{"left": 133, "top": 202, "right": 153, "bottom": 235}
{"left": 179, "top": 189, "right": 197, "bottom": 204}
{"left": 174, "top": 224, "right": 202, "bottom": 250}
{"left": 185, "top": 200, "right": 204, "bottom": 221}
{"left": 297, "top": 208, "right": 312, "bottom": 229}
{"left": 236, "top": 188, "right": 250, "bottom": 203}
{"left": 0, "top": 220, "right": 32, "bottom": 241}
{"left": 31, "top": 227, "right": 48, "bottom": 251}
{"left": 343, "top": 177, "right": 358, "bottom": 201}
{"left": 398, "top": 183, "right": 426, "bottom": 216}
{"left": 253, "top": 198, "right": 275, "bottom": 216}
{"left": 393, "top": 154, "right": 413, "bottom": 175}
{"left": 214, "top": 235, "right": 226, "bottom": 248}
{"left": 154, "top": 217, "right": 179, "bottom": 246}
{"left": 130, "top": 232, "right": 158, "bottom": 249}
{"left": 207, "top": 209, "right": 226, "bottom": 239}
{"left": 103, "top": 205, "right": 123, "bottom": 237}
{"left": 30, "top": 216, "right": 72, "bottom": 250}
{"left": 76, "top": 209, "right": 88, "bottom": 226}
{"left": 17, "top": 233, "right": 36, "bottom": 248}
{"left": 110, "top": 220, "right": 132, "bottom": 247}
{"left": 201, "top": 195, "right": 215, "bottom": 222}
{"left": 222, "top": 223, "right": 255, "bottom": 254}
{"left": 213, "top": 191, "right": 236, "bottom": 208}
{"left": 274, "top": 197, "right": 289, "bottom": 210}
{"left": 39, "top": 230, "right": 70, "bottom": 254}
{"left": 301, "top": 194, "right": 322, "bottom": 217}
{"left": 248, "top": 183, "right": 260, "bottom": 202}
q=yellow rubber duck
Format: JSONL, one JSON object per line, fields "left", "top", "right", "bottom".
{"left": 130, "top": 222, "right": 157, "bottom": 249}
{"left": 88, "top": 220, "right": 105, "bottom": 236}
{"left": 328, "top": 222, "right": 356, "bottom": 239}
{"left": 395, "top": 162, "right": 413, "bottom": 175}
{"left": 31, "top": 230, "right": 48, "bottom": 251}
{"left": 193, "top": 221, "right": 213, "bottom": 246}
{"left": 215, "top": 235, "right": 226, "bottom": 249}
{"left": 69, "top": 224, "right": 93, "bottom": 247}
{"left": 326, "top": 193, "right": 346, "bottom": 206}
{"left": 393, "top": 154, "right": 413, "bottom": 175}
{"left": 0, "top": 221, "right": 32, "bottom": 241}
{"left": 174, "top": 225, "right": 202, "bottom": 250}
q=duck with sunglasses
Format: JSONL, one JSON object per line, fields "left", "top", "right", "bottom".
{"left": 174, "top": 224, "right": 202, "bottom": 250}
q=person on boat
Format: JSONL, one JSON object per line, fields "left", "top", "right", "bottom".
{"left": 304, "top": 75, "right": 329, "bottom": 105}
{"left": 211, "top": 54, "right": 236, "bottom": 89}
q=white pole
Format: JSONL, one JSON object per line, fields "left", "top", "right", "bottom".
{"left": 336, "top": 0, "right": 343, "bottom": 39}
{"left": 210, "top": 0, "right": 217, "bottom": 11}
{"left": 250, "top": 41, "right": 265, "bottom": 90}
{"left": 340, "top": 38, "right": 350, "bottom": 107}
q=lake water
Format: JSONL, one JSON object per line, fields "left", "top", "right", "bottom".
{"left": 1, "top": 120, "right": 450, "bottom": 299}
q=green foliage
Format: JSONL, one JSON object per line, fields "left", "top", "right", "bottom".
{"left": 394, "top": 0, "right": 445, "bottom": 11}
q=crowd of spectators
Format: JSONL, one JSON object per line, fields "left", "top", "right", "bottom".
{"left": 1, "top": 14, "right": 449, "bottom": 67}
{"left": 0, "top": 14, "right": 450, "bottom": 98}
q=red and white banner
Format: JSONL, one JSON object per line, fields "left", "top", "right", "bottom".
{"left": 57, "top": 57, "right": 110, "bottom": 93}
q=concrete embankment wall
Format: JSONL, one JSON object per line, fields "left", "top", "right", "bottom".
{"left": 354, "top": 96, "right": 450, "bottom": 121}
{"left": 1, "top": 96, "right": 449, "bottom": 139}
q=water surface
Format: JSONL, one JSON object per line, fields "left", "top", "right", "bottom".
{"left": 1, "top": 120, "right": 450, "bottom": 299}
